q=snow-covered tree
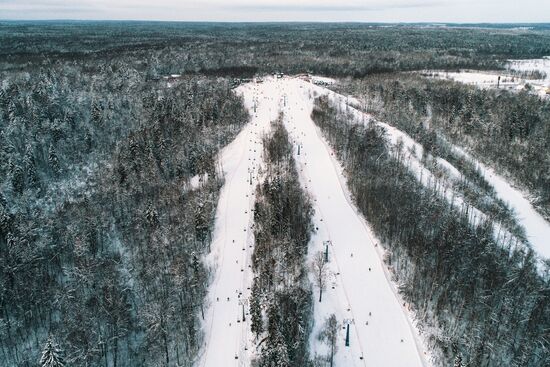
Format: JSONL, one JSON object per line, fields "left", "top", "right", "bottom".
{"left": 453, "top": 355, "right": 463, "bottom": 367}
{"left": 40, "top": 337, "right": 64, "bottom": 367}
{"left": 312, "top": 251, "right": 328, "bottom": 302}
{"left": 250, "top": 278, "right": 263, "bottom": 337}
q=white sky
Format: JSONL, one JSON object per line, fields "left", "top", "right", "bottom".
{"left": 1, "top": 0, "right": 548, "bottom": 22}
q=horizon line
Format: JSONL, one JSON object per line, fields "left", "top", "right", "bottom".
{"left": 1, "top": 19, "right": 550, "bottom": 24}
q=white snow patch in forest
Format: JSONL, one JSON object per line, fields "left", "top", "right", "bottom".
{"left": 187, "top": 173, "right": 209, "bottom": 191}
{"left": 507, "top": 57, "right": 550, "bottom": 80}
{"left": 423, "top": 66, "right": 550, "bottom": 98}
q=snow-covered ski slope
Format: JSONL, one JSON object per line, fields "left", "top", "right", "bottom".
{"left": 449, "top": 146, "right": 550, "bottom": 259}
{"left": 279, "top": 78, "right": 428, "bottom": 367}
{"left": 198, "top": 76, "right": 428, "bottom": 366}
{"left": 309, "top": 80, "right": 550, "bottom": 262}
{"left": 197, "top": 82, "right": 279, "bottom": 367}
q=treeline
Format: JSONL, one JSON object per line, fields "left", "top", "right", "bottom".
{"left": 250, "top": 118, "right": 315, "bottom": 366}
{"left": 0, "top": 55, "right": 248, "bottom": 365}
{"left": 3, "top": 23, "right": 550, "bottom": 78}
{"left": 337, "top": 74, "right": 550, "bottom": 218}
{"left": 311, "top": 96, "right": 549, "bottom": 367}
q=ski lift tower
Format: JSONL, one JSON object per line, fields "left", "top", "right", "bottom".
{"left": 238, "top": 297, "right": 248, "bottom": 322}
{"left": 323, "top": 240, "right": 332, "bottom": 262}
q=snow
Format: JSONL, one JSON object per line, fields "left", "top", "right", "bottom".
{"left": 436, "top": 157, "right": 462, "bottom": 179}
{"left": 280, "top": 78, "right": 429, "bottom": 367}
{"left": 507, "top": 57, "right": 550, "bottom": 81}
{"left": 187, "top": 173, "right": 209, "bottom": 191}
{"left": 449, "top": 145, "right": 550, "bottom": 259}
{"left": 301, "top": 79, "right": 550, "bottom": 266}
{"left": 314, "top": 81, "right": 550, "bottom": 262}
{"left": 198, "top": 76, "right": 429, "bottom": 366}
{"left": 436, "top": 70, "right": 503, "bottom": 86}
{"left": 261, "top": 78, "right": 427, "bottom": 366}
{"left": 197, "top": 80, "right": 278, "bottom": 367}
{"left": 198, "top": 73, "right": 550, "bottom": 366}
{"left": 423, "top": 61, "right": 550, "bottom": 98}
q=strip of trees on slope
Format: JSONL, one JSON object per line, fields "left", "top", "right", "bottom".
{"left": 311, "top": 96, "right": 549, "bottom": 367}
{"left": 249, "top": 117, "right": 315, "bottom": 366}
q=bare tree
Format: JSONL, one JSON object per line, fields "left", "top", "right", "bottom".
{"left": 312, "top": 251, "right": 328, "bottom": 302}
{"left": 319, "top": 314, "right": 339, "bottom": 367}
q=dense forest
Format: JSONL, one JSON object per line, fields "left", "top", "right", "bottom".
{"left": 311, "top": 96, "right": 549, "bottom": 367}
{"left": 1, "top": 21, "right": 550, "bottom": 367}
{"left": 250, "top": 118, "right": 315, "bottom": 366}
{"left": 3, "top": 22, "right": 550, "bottom": 78}
{"left": 0, "top": 42, "right": 248, "bottom": 365}
{"left": 334, "top": 74, "right": 550, "bottom": 218}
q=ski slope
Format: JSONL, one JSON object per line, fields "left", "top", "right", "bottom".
{"left": 314, "top": 81, "right": 550, "bottom": 262}
{"left": 199, "top": 76, "right": 428, "bottom": 366}
{"left": 280, "top": 78, "right": 427, "bottom": 367}
{"left": 199, "top": 74, "right": 549, "bottom": 366}
{"left": 450, "top": 146, "right": 550, "bottom": 259}
{"left": 197, "top": 81, "right": 279, "bottom": 367}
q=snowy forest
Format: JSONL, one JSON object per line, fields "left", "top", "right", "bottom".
{"left": 1, "top": 21, "right": 550, "bottom": 367}
{"left": 250, "top": 118, "right": 314, "bottom": 366}
{"left": 311, "top": 96, "right": 548, "bottom": 366}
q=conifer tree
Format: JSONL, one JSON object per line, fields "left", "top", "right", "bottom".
{"left": 48, "top": 144, "right": 60, "bottom": 175}
{"left": 40, "top": 337, "right": 64, "bottom": 367}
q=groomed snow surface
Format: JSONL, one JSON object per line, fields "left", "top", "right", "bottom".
{"left": 197, "top": 81, "right": 279, "bottom": 366}
{"left": 280, "top": 78, "right": 428, "bottom": 367}
{"left": 199, "top": 73, "right": 550, "bottom": 367}
{"left": 198, "top": 77, "right": 429, "bottom": 367}
{"left": 307, "top": 78, "right": 550, "bottom": 263}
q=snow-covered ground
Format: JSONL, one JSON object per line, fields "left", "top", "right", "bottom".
{"left": 449, "top": 145, "right": 550, "bottom": 259}
{"left": 508, "top": 57, "right": 550, "bottom": 80}
{"left": 310, "top": 81, "right": 550, "bottom": 262}
{"left": 422, "top": 58, "right": 550, "bottom": 98}
{"left": 279, "top": 78, "right": 429, "bottom": 367}
{"left": 197, "top": 81, "right": 278, "bottom": 367}
{"left": 199, "top": 73, "right": 550, "bottom": 366}
{"left": 198, "top": 76, "right": 429, "bottom": 366}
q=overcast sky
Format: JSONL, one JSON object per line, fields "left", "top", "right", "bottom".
{"left": 1, "top": 0, "right": 548, "bottom": 23}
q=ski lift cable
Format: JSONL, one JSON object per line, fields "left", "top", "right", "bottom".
{"left": 283, "top": 85, "right": 367, "bottom": 366}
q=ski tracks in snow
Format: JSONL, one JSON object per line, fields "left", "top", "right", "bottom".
{"left": 198, "top": 82, "right": 279, "bottom": 367}
{"left": 198, "top": 77, "right": 429, "bottom": 367}
{"left": 280, "top": 78, "right": 428, "bottom": 367}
